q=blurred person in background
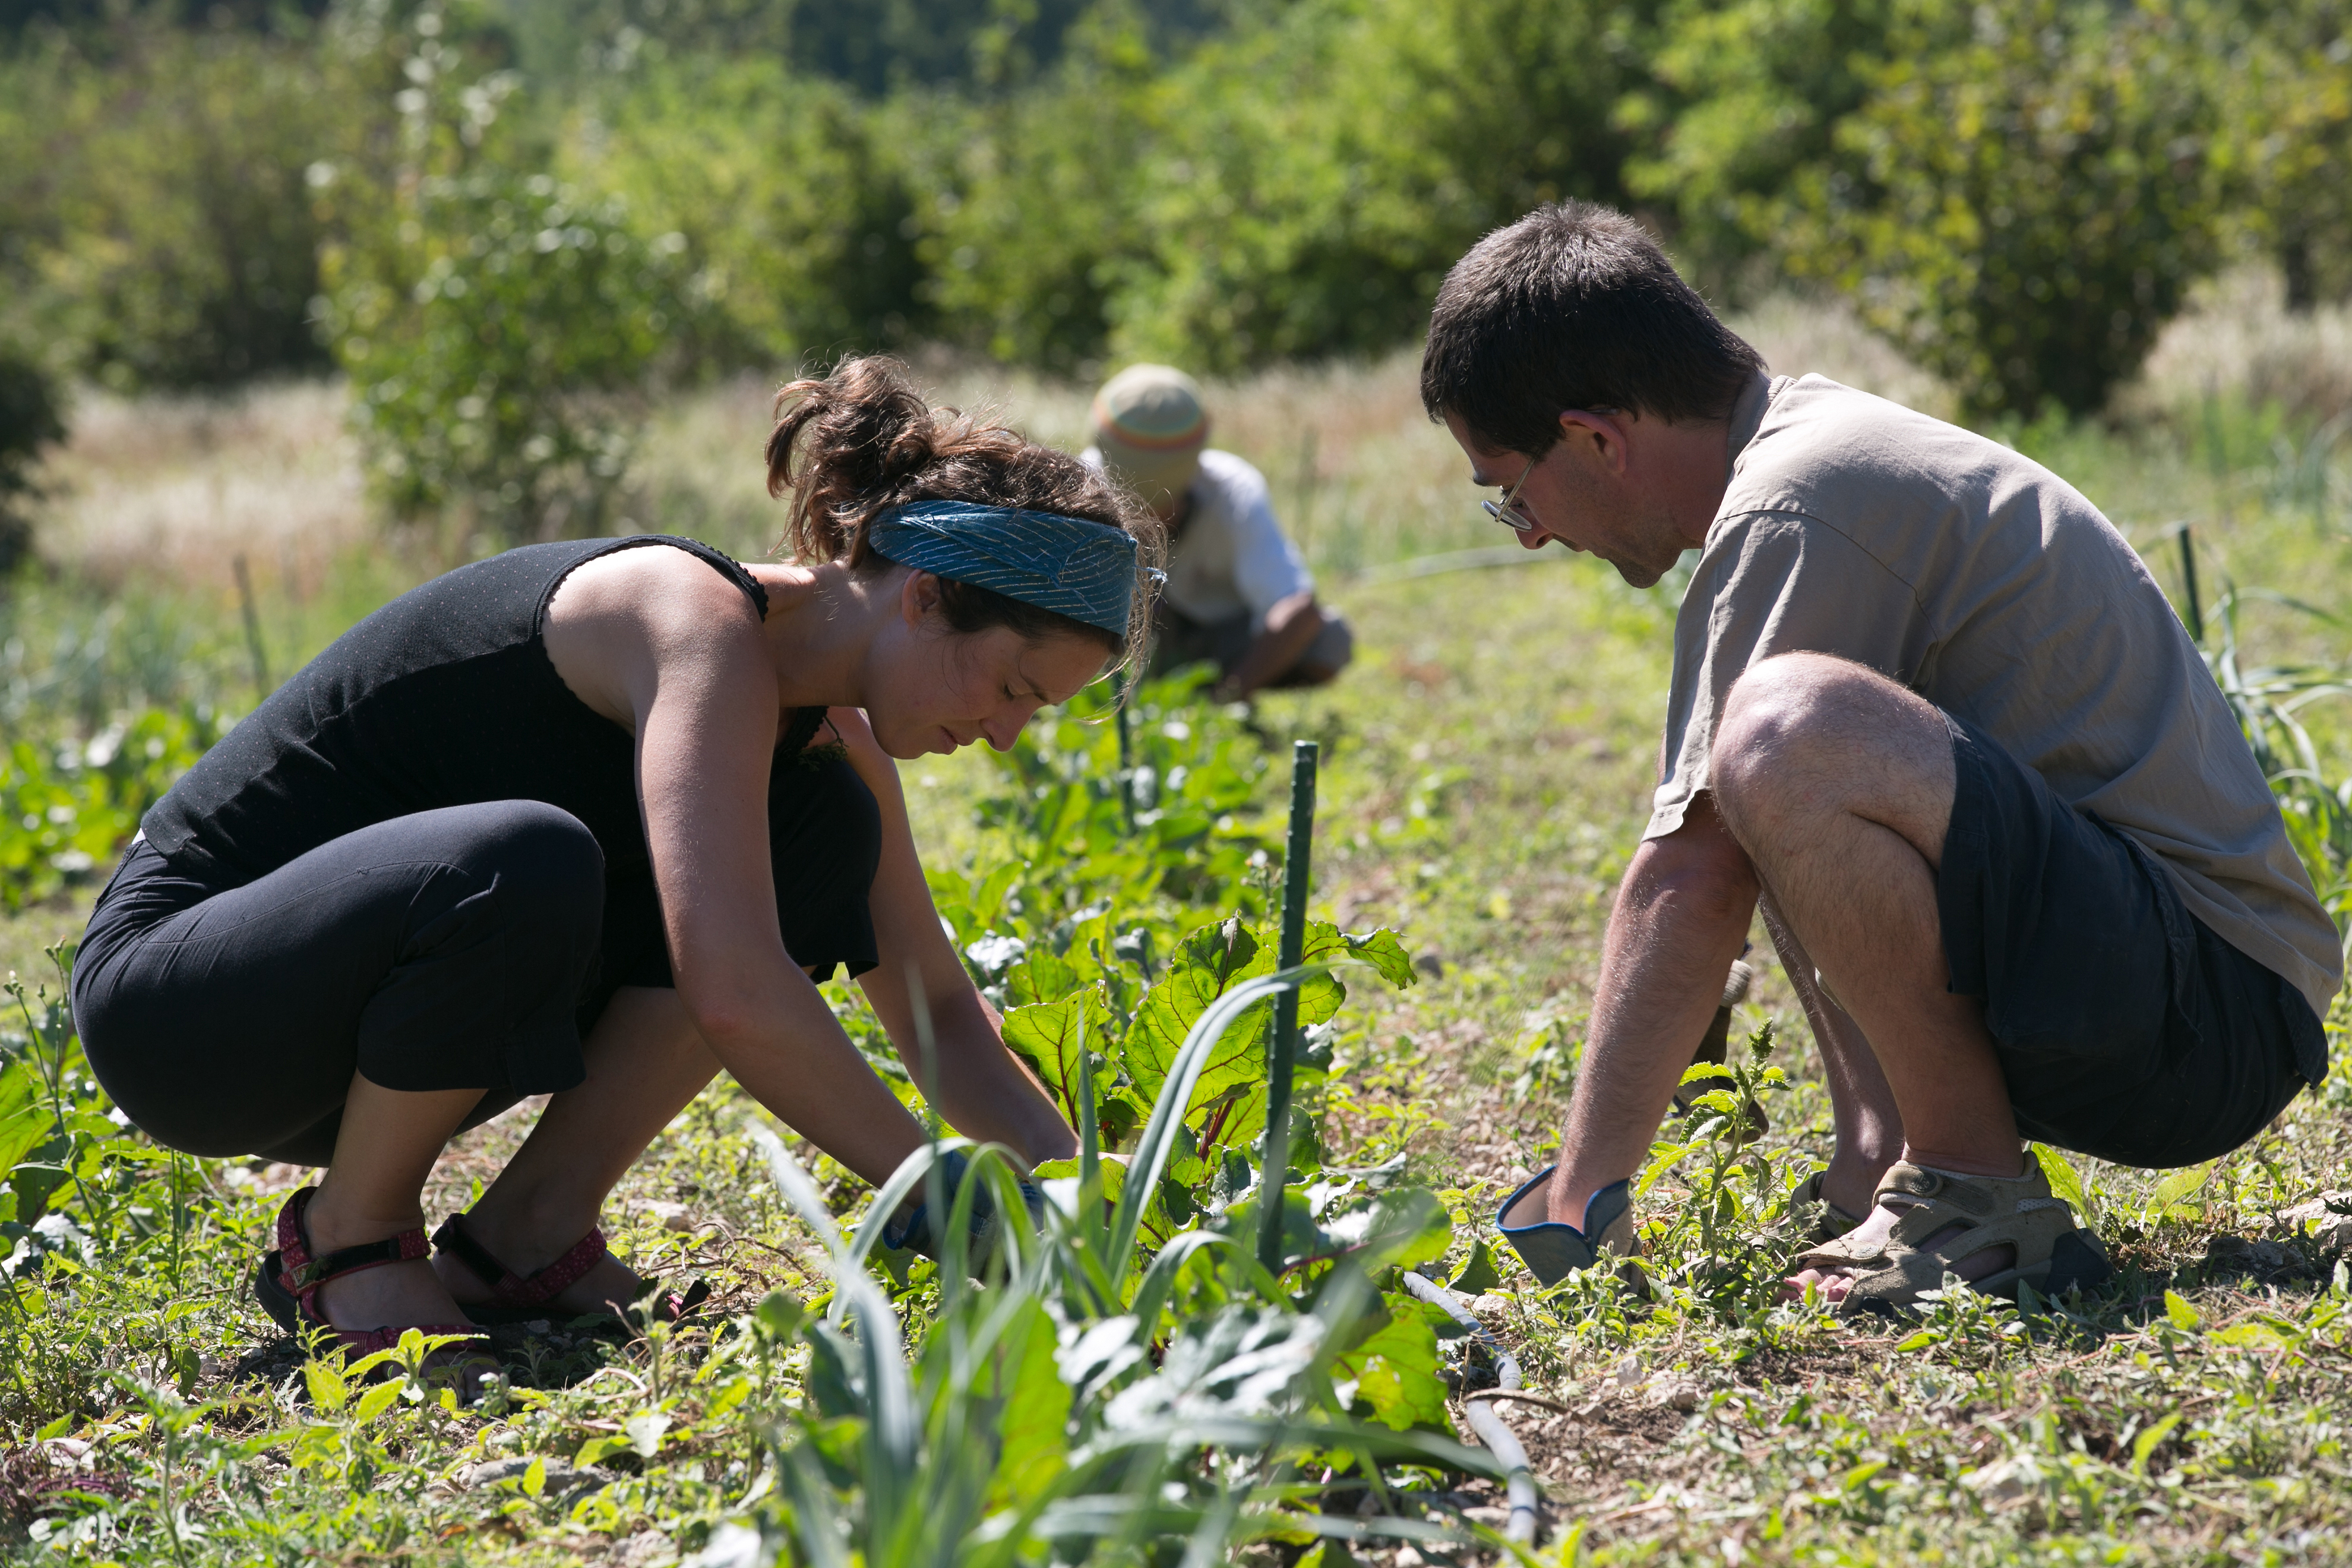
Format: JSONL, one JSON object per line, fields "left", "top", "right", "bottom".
{"left": 1083, "top": 363, "right": 1352, "bottom": 700}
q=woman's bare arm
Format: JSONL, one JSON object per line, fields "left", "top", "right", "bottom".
{"left": 544, "top": 549, "right": 932, "bottom": 1188}
{"left": 831, "top": 709, "right": 1079, "bottom": 1166}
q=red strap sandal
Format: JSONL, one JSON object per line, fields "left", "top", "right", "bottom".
{"left": 432, "top": 1210, "right": 709, "bottom": 1328}
{"left": 253, "top": 1187, "right": 494, "bottom": 1368}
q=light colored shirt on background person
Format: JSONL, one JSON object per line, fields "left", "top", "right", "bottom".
{"left": 1649, "top": 372, "right": 2342, "bottom": 1017}
{"left": 1082, "top": 447, "right": 1312, "bottom": 624}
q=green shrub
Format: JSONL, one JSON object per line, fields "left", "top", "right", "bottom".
{"left": 0, "top": 346, "right": 62, "bottom": 577}
{"left": 315, "top": 5, "right": 692, "bottom": 543}
{"left": 898, "top": 8, "right": 1161, "bottom": 371}
{"left": 325, "top": 163, "right": 691, "bottom": 542}
{"left": 0, "top": 23, "right": 334, "bottom": 391}
{"left": 2224, "top": 0, "right": 2352, "bottom": 308}
{"left": 1105, "top": 0, "right": 1643, "bottom": 373}
{"left": 1779, "top": 0, "right": 2228, "bottom": 422}
{"left": 903, "top": 0, "right": 1646, "bottom": 376}
{"left": 575, "top": 55, "right": 928, "bottom": 370}
{"left": 782, "top": 0, "right": 1098, "bottom": 94}
{"left": 1617, "top": 0, "right": 1895, "bottom": 298}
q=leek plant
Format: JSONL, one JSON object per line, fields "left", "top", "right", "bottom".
{"left": 737, "top": 968, "right": 1509, "bottom": 1565}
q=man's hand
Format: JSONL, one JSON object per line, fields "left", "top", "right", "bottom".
{"left": 1216, "top": 590, "right": 1327, "bottom": 700}
{"left": 1534, "top": 793, "right": 1759, "bottom": 1230}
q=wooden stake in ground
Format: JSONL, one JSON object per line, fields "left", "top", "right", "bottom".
{"left": 232, "top": 552, "right": 270, "bottom": 695}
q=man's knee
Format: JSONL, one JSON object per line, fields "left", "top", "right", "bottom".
{"left": 1714, "top": 655, "right": 1956, "bottom": 859}
{"left": 1299, "top": 611, "right": 1354, "bottom": 681}
{"left": 1712, "top": 655, "right": 1914, "bottom": 823}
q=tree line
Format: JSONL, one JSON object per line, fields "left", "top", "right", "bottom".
{"left": 0, "top": 0, "right": 2345, "bottom": 543}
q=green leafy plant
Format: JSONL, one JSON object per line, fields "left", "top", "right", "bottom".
{"left": 325, "top": 162, "right": 690, "bottom": 544}
{"left": 0, "top": 950, "right": 178, "bottom": 1269}
{"left": 0, "top": 344, "right": 60, "bottom": 577}
{"left": 0, "top": 707, "right": 226, "bottom": 911}
{"left": 931, "top": 671, "right": 1279, "bottom": 973}
{"left": 2192, "top": 580, "right": 2352, "bottom": 957}
{"left": 737, "top": 954, "right": 1497, "bottom": 1564}
{"left": 1633, "top": 1020, "right": 1812, "bottom": 1314}
{"left": 1617, "top": 0, "right": 1895, "bottom": 299}
{"left": 0, "top": 20, "right": 334, "bottom": 393}
{"left": 318, "top": 7, "right": 693, "bottom": 545}
{"left": 1779, "top": 0, "right": 2228, "bottom": 422}
{"left": 568, "top": 54, "right": 928, "bottom": 369}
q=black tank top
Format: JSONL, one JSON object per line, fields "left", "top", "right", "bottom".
{"left": 143, "top": 535, "right": 821, "bottom": 886}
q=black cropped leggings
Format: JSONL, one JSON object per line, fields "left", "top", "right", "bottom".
{"left": 74, "top": 765, "right": 881, "bottom": 1166}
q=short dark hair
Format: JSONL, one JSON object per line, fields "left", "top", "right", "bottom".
{"left": 1420, "top": 202, "right": 1766, "bottom": 454}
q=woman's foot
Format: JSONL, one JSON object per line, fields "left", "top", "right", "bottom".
{"left": 273, "top": 1187, "right": 497, "bottom": 1398}
{"left": 432, "top": 1206, "right": 654, "bottom": 1320}
{"left": 302, "top": 1190, "right": 481, "bottom": 1333}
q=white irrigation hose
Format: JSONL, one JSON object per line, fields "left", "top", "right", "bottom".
{"left": 1398, "top": 1271, "right": 1539, "bottom": 1545}
{"left": 1343, "top": 545, "right": 1566, "bottom": 585}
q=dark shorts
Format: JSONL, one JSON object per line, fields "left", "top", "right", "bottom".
{"left": 72, "top": 756, "right": 881, "bottom": 1165}
{"left": 1939, "top": 713, "right": 2326, "bottom": 1166}
{"left": 1149, "top": 603, "right": 1355, "bottom": 687}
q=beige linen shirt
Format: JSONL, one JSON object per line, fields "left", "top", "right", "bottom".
{"left": 1649, "top": 373, "right": 2342, "bottom": 1019}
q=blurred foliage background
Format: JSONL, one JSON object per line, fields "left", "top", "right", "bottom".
{"left": 0, "top": 0, "right": 2346, "bottom": 543}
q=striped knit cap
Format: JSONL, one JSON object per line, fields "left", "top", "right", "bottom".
{"left": 1089, "top": 363, "right": 1208, "bottom": 509}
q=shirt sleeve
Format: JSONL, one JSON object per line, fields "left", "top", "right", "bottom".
{"left": 1212, "top": 456, "right": 1313, "bottom": 619}
{"left": 1646, "top": 511, "right": 1931, "bottom": 840}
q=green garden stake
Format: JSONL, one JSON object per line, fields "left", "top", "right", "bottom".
{"left": 2174, "top": 521, "right": 2204, "bottom": 647}
{"left": 1257, "top": 739, "right": 1319, "bottom": 1278}
{"left": 1112, "top": 669, "right": 1134, "bottom": 834}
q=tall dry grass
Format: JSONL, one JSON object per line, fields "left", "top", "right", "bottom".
{"left": 35, "top": 380, "right": 369, "bottom": 600}
{"left": 2125, "top": 268, "right": 2352, "bottom": 431}
{"left": 18, "top": 275, "right": 2351, "bottom": 603}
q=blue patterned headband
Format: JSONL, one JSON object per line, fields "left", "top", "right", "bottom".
{"left": 867, "top": 500, "right": 1152, "bottom": 638}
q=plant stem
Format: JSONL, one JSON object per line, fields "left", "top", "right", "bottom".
{"left": 2175, "top": 521, "right": 2204, "bottom": 644}
{"left": 9, "top": 982, "right": 68, "bottom": 1140}
{"left": 160, "top": 1418, "right": 190, "bottom": 1568}
{"left": 170, "top": 1151, "right": 186, "bottom": 1294}
{"left": 1112, "top": 669, "right": 1134, "bottom": 835}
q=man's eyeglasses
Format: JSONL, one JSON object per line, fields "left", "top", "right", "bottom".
{"left": 1482, "top": 458, "right": 1540, "bottom": 535}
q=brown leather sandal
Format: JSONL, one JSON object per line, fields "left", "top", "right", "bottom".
{"left": 432, "top": 1210, "right": 709, "bottom": 1328}
{"left": 1791, "top": 1158, "right": 2111, "bottom": 1319}
{"left": 254, "top": 1187, "right": 494, "bottom": 1373}
{"left": 1790, "top": 1169, "right": 1864, "bottom": 1243}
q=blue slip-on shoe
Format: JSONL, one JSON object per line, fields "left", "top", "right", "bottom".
{"left": 1496, "top": 1167, "right": 1637, "bottom": 1286}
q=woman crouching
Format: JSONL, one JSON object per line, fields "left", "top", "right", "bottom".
{"left": 69, "top": 356, "right": 1160, "bottom": 1374}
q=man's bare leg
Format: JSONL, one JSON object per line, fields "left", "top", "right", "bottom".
{"left": 1221, "top": 590, "right": 1329, "bottom": 699}
{"left": 1755, "top": 892, "right": 1901, "bottom": 1217}
{"left": 1710, "top": 653, "right": 2021, "bottom": 1298}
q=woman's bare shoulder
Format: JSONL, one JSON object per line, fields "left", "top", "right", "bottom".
{"left": 545, "top": 545, "right": 773, "bottom": 726}
{"left": 551, "top": 542, "right": 763, "bottom": 633}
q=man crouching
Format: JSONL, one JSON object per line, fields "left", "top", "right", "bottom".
{"left": 1422, "top": 202, "right": 2338, "bottom": 1315}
